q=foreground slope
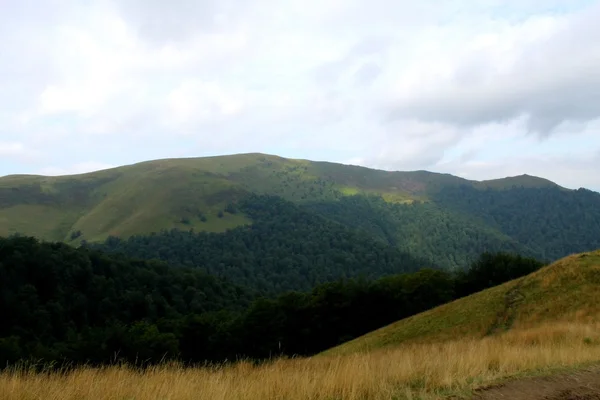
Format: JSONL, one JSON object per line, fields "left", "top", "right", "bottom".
{"left": 326, "top": 249, "right": 600, "bottom": 355}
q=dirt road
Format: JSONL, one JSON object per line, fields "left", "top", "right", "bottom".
{"left": 472, "top": 366, "right": 600, "bottom": 400}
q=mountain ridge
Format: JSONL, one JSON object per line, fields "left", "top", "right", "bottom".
{"left": 1, "top": 152, "right": 598, "bottom": 269}
{"left": 0, "top": 152, "right": 568, "bottom": 190}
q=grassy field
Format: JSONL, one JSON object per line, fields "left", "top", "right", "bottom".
{"left": 1, "top": 321, "right": 599, "bottom": 400}
{"left": 325, "top": 250, "right": 600, "bottom": 356}
{"left": 0, "top": 152, "right": 560, "bottom": 243}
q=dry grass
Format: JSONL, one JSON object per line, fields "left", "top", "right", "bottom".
{"left": 2, "top": 321, "right": 600, "bottom": 400}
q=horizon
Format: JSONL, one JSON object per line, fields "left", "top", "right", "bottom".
{"left": 2, "top": 1, "right": 600, "bottom": 191}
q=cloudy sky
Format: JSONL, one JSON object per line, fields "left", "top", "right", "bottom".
{"left": 1, "top": 0, "right": 600, "bottom": 190}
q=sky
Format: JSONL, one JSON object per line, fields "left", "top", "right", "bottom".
{"left": 1, "top": 0, "right": 600, "bottom": 190}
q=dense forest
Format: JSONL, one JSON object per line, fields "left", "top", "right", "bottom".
{"left": 433, "top": 186, "right": 600, "bottom": 260}
{"left": 92, "top": 195, "right": 432, "bottom": 293}
{"left": 303, "top": 195, "right": 533, "bottom": 268}
{"left": 0, "top": 235, "right": 544, "bottom": 367}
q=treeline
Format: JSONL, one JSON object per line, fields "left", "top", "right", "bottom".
{"left": 92, "top": 194, "right": 431, "bottom": 293}
{"left": 0, "top": 236, "right": 544, "bottom": 367}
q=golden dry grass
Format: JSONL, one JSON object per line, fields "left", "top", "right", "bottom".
{"left": 2, "top": 321, "right": 600, "bottom": 400}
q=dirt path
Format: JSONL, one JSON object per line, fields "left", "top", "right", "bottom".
{"left": 485, "top": 284, "right": 526, "bottom": 336}
{"left": 471, "top": 366, "right": 600, "bottom": 400}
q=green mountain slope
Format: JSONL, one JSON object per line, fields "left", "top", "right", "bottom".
{"left": 1, "top": 152, "right": 598, "bottom": 267}
{"left": 433, "top": 185, "right": 600, "bottom": 260}
{"left": 324, "top": 249, "right": 600, "bottom": 356}
{"left": 91, "top": 195, "right": 430, "bottom": 293}
{"left": 303, "top": 195, "right": 533, "bottom": 268}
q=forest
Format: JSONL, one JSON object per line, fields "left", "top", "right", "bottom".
{"left": 0, "top": 235, "right": 544, "bottom": 367}
{"left": 433, "top": 185, "right": 600, "bottom": 260}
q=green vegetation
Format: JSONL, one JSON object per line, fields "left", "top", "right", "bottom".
{"left": 2, "top": 153, "right": 599, "bottom": 268}
{"left": 434, "top": 185, "right": 600, "bottom": 260}
{"left": 303, "top": 194, "right": 532, "bottom": 268}
{"left": 0, "top": 235, "right": 253, "bottom": 366}
{"left": 325, "top": 249, "right": 600, "bottom": 356}
{"left": 0, "top": 235, "right": 543, "bottom": 367}
{"left": 91, "top": 194, "right": 431, "bottom": 293}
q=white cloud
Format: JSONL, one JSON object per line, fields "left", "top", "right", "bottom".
{"left": 0, "top": 142, "right": 40, "bottom": 162}
{"left": 164, "top": 80, "right": 245, "bottom": 129}
{"left": 0, "top": 0, "right": 599, "bottom": 190}
{"left": 384, "top": 3, "right": 600, "bottom": 136}
{"left": 0, "top": 142, "right": 27, "bottom": 156}
{"left": 36, "top": 162, "right": 116, "bottom": 177}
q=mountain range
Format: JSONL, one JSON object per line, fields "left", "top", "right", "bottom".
{"left": 2, "top": 152, "right": 600, "bottom": 272}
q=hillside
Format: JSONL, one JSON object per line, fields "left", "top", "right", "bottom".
{"left": 2, "top": 152, "right": 600, "bottom": 268}
{"left": 90, "top": 195, "right": 429, "bottom": 293}
{"left": 325, "top": 249, "right": 600, "bottom": 356}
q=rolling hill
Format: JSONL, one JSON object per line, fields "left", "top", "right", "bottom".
{"left": 324, "top": 249, "right": 600, "bottom": 356}
{"left": 2, "top": 152, "right": 600, "bottom": 268}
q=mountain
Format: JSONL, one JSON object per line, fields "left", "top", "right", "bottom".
{"left": 2, "top": 152, "right": 600, "bottom": 268}
{"left": 324, "top": 249, "right": 600, "bottom": 356}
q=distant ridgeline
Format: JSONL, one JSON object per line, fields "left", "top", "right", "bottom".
{"left": 0, "top": 235, "right": 544, "bottom": 367}
{"left": 1, "top": 154, "right": 600, "bottom": 270}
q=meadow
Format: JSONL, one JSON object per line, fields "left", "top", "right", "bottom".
{"left": 2, "top": 320, "right": 599, "bottom": 400}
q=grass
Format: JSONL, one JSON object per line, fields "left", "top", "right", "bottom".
{"left": 325, "top": 250, "right": 600, "bottom": 356}
{"left": 1, "top": 321, "right": 600, "bottom": 400}
{"left": 0, "top": 205, "right": 85, "bottom": 240}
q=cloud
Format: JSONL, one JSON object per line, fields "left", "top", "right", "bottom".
{"left": 0, "top": 142, "right": 40, "bottom": 162}
{"left": 36, "top": 162, "right": 116, "bottom": 177}
{"left": 112, "top": 0, "right": 256, "bottom": 45}
{"left": 0, "top": 0, "right": 599, "bottom": 191}
{"left": 385, "top": 3, "right": 600, "bottom": 136}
